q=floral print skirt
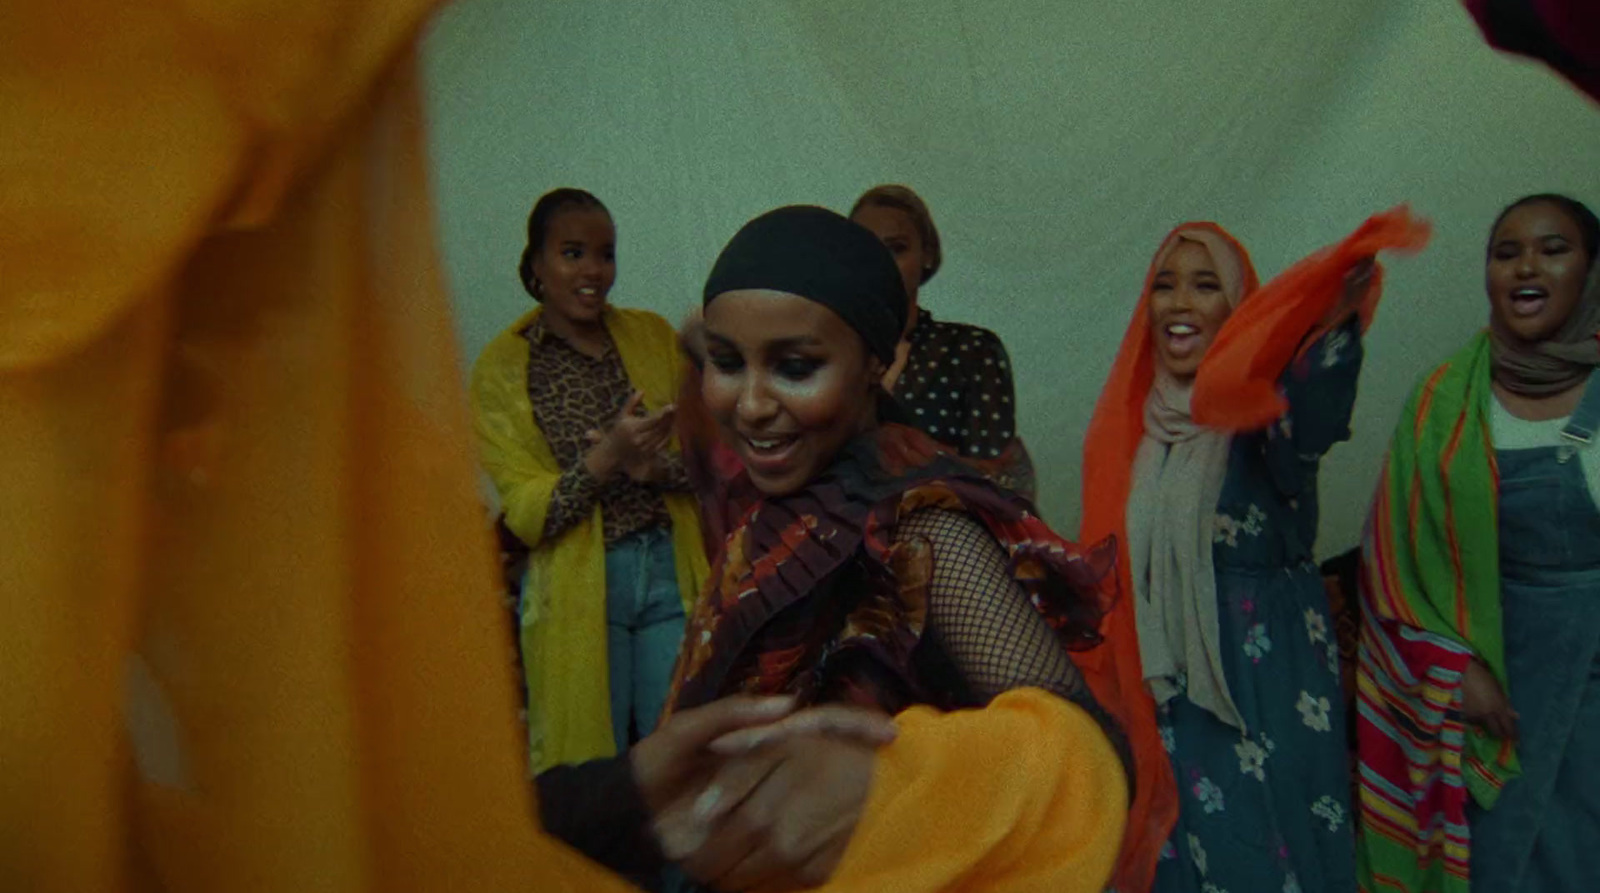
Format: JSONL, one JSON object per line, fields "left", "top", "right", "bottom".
{"left": 1151, "top": 565, "right": 1356, "bottom": 893}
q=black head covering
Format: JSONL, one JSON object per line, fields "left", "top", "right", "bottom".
{"left": 702, "top": 205, "right": 907, "bottom": 364}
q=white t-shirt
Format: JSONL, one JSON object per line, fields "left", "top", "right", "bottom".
{"left": 1489, "top": 396, "right": 1600, "bottom": 508}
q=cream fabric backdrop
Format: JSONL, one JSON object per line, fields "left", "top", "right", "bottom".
{"left": 421, "top": 0, "right": 1600, "bottom": 554}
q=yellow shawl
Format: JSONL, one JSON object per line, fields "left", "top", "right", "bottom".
{"left": 471, "top": 305, "right": 708, "bottom": 771}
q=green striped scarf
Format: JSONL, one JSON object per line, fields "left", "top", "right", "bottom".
{"left": 1358, "top": 332, "right": 1521, "bottom": 891}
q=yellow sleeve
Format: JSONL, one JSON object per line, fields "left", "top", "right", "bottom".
{"left": 823, "top": 688, "right": 1128, "bottom": 893}
{"left": 469, "top": 330, "right": 562, "bottom": 548}
{"left": 610, "top": 306, "right": 689, "bottom": 413}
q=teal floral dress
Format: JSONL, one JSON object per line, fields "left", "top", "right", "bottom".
{"left": 1151, "top": 319, "right": 1362, "bottom": 893}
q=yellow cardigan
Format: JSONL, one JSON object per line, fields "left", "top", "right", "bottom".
{"left": 471, "top": 305, "right": 708, "bottom": 771}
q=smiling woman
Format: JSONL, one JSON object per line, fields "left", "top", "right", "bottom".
{"left": 1079, "top": 220, "right": 1386, "bottom": 893}
{"left": 662, "top": 204, "right": 1133, "bottom": 893}
{"left": 1147, "top": 236, "right": 1245, "bottom": 380}
{"left": 1487, "top": 194, "right": 1600, "bottom": 409}
{"left": 702, "top": 289, "right": 880, "bottom": 495}
{"left": 471, "top": 188, "right": 709, "bottom": 772}
{"left": 1357, "top": 193, "right": 1600, "bottom": 893}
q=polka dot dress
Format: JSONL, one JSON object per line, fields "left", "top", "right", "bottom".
{"left": 893, "top": 309, "right": 1019, "bottom": 460}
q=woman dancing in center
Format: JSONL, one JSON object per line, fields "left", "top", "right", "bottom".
{"left": 679, "top": 184, "right": 1036, "bottom": 555}
{"left": 658, "top": 205, "right": 1132, "bottom": 892}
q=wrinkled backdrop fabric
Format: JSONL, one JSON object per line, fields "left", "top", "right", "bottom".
{"left": 424, "top": 0, "right": 1600, "bottom": 551}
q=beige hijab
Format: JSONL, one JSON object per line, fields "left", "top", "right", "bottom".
{"left": 1491, "top": 258, "right": 1600, "bottom": 397}
{"left": 1126, "top": 229, "right": 1250, "bottom": 731}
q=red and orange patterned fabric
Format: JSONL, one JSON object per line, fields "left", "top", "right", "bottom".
{"left": 665, "top": 422, "right": 1117, "bottom": 720}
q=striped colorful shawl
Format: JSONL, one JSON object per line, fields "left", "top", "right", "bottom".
{"left": 1357, "top": 332, "right": 1520, "bottom": 893}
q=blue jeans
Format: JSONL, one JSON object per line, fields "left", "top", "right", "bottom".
{"left": 1467, "top": 440, "right": 1600, "bottom": 892}
{"left": 604, "top": 527, "right": 686, "bottom": 751}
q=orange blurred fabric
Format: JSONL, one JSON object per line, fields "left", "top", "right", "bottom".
{"left": 1191, "top": 208, "right": 1432, "bottom": 430}
{"left": 1077, "top": 210, "right": 1427, "bottom": 892}
{"left": 0, "top": 2, "right": 636, "bottom": 890}
{"left": 826, "top": 689, "right": 1128, "bottom": 893}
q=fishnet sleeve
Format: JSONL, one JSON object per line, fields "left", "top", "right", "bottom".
{"left": 898, "top": 508, "right": 1134, "bottom": 784}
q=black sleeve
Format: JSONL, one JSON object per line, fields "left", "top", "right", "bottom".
{"left": 535, "top": 756, "right": 666, "bottom": 883}
{"left": 1264, "top": 316, "right": 1365, "bottom": 498}
{"left": 899, "top": 508, "right": 1136, "bottom": 792}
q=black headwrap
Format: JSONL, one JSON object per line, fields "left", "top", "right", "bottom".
{"left": 702, "top": 206, "right": 907, "bottom": 364}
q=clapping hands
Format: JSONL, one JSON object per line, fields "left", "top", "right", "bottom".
{"left": 585, "top": 391, "right": 677, "bottom": 483}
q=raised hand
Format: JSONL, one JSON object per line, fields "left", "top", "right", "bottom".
{"left": 1342, "top": 256, "right": 1377, "bottom": 307}
{"left": 1317, "top": 255, "right": 1378, "bottom": 329}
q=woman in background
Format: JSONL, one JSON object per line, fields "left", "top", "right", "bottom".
{"left": 472, "top": 188, "right": 708, "bottom": 771}
{"left": 1079, "top": 213, "right": 1416, "bottom": 892}
{"left": 1358, "top": 193, "right": 1600, "bottom": 893}
{"left": 849, "top": 184, "right": 1036, "bottom": 500}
